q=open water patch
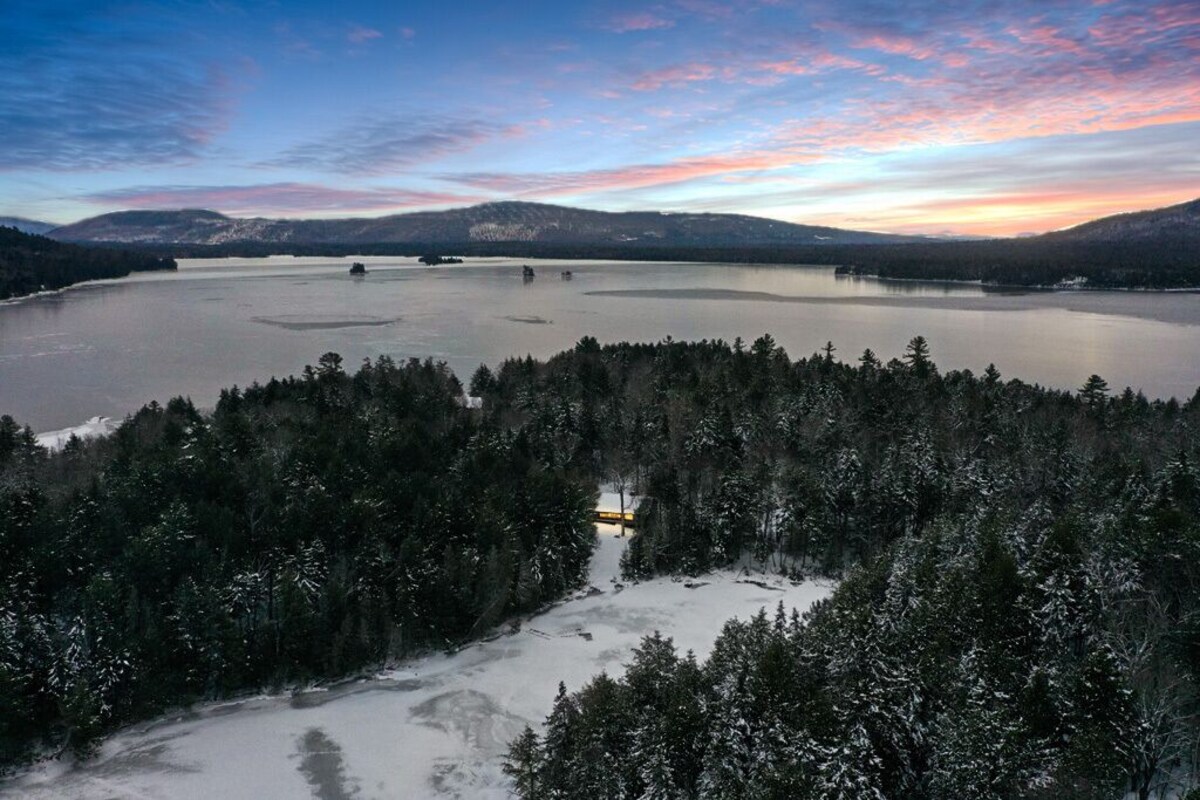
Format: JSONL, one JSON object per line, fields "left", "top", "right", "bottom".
{"left": 295, "top": 728, "right": 360, "bottom": 800}
{"left": 502, "top": 315, "right": 553, "bottom": 325}
{"left": 251, "top": 314, "right": 400, "bottom": 331}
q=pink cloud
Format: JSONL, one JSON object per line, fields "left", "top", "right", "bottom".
{"left": 1088, "top": 1, "right": 1200, "bottom": 47}
{"left": 400, "top": 27, "right": 416, "bottom": 40}
{"left": 444, "top": 151, "right": 809, "bottom": 196}
{"left": 760, "top": 50, "right": 885, "bottom": 77}
{"left": 1004, "top": 24, "right": 1087, "bottom": 55}
{"left": 758, "top": 59, "right": 814, "bottom": 76}
{"left": 851, "top": 33, "right": 939, "bottom": 61}
{"left": 607, "top": 13, "right": 675, "bottom": 32}
{"left": 631, "top": 62, "right": 718, "bottom": 91}
{"left": 775, "top": 70, "right": 1200, "bottom": 158}
{"left": 822, "top": 186, "right": 1200, "bottom": 237}
{"left": 812, "top": 17, "right": 973, "bottom": 67}
{"left": 273, "top": 1, "right": 1198, "bottom": 232}
{"left": 440, "top": 2, "right": 1200, "bottom": 218}
{"left": 755, "top": 6, "right": 1200, "bottom": 159}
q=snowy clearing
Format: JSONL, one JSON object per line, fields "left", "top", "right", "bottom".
{"left": 34, "top": 416, "right": 118, "bottom": 451}
{"left": 2, "top": 526, "right": 831, "bottom": 800}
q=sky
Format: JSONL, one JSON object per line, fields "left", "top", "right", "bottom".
{"left": 2, "top": 0, "right": 1198, "bottom": 235}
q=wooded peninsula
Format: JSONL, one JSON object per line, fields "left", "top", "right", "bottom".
{"left": 3, "top": 338, "right": 1198, "bottom": 797}
{"left": 0, "top": 227, "right": 176, "bottom": 300}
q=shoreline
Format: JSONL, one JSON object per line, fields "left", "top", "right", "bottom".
{"left": 837, "top": 268, "right": 1200, "bottom": 293}
{"left": 0, "top": 267, "right": 177, "bottom": 306}
{"left": 3, "top": 258, "right": 1198, "bottom": 305}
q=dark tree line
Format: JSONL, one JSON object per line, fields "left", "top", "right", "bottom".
{"left": 486, "top": 336, "right": 1200, "bottom": 798}
{"left": 419, "top": 254, "right": 464, "bottom": 265}
{"left": 0, "top": 354, "right": 594, "bottom": 767}
{"left": 0, "top": 226, "right": 175, "bottom": 300}
{"left": 831, "top": 238, "right": 1200, "bottom": 288}
{"left": 114, "top": 237, "right": 1200, "bottom": 289}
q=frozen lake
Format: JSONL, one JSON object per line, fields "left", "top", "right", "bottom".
{"left": 1, "top": 255, "right": 1199, "bottom": 431}
{"left": 1, "top": 527, "right": 831, "bottom": 799}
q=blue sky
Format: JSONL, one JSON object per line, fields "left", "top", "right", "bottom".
{"left": 2, "top": 0, "right": 1198, "bottom": 234}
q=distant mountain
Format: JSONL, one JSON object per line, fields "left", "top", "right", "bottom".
{"left": 1041, "top": 197, "right": 1200, "bottom": 243}
{"left": 51, "top": 209, "right": 283, "bottom": 246}
{"left": 0, "top": 216, "right": 57, "bottom": 236}
{"left": 49, "top": 201, "right": 927, "bottom": 247}
{"left": 829, "top": 198, "right": 1200, "bottom": 288}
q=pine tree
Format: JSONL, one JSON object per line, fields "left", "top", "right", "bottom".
{"left": 1079, "top": 374, "right": 1109, "bottom": 408}
{"left": 904, "top": 336, "right": 933, "bottom": 377}
{"left": 470, "top": 363, "right": 497, "bottom": 396}
{"left": 929, "top": 653, "right": 1038, "bottom": 800}
{"left": 504, "top": 725, "right": 543, "bottom": 799}
{"left": 541, "top": 682, "right": 580, "bottom": 797}
{"left": 697, "top": 669, "right": 755, "bottom": 798}
{"left": 634, "top": 718, "right": 680, "bottom": 800}
{"left": 817, "top": 721, "right": 885, "bottom": 800}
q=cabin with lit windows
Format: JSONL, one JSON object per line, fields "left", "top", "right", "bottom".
{"left": 595, "top": 491, "right": 639, "bottom": 526}
{"left": 596, "top": 508, "right": 636, "bottom": 525}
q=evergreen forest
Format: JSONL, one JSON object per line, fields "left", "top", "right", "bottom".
{"left": 2, "top": 337, "right": 1199, "bottom": 799}
{"left": 493, "top": 336, "right": 1200, "bottom": 799}
{"left": 0, "top": 354, "right": 594, "bottom": 765}
{"left": 0, "top": 226, "right": 176, "bottom": 300}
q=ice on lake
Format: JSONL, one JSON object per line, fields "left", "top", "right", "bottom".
{"left": 5, "top": 256, "right": 1200, "bottom": 432}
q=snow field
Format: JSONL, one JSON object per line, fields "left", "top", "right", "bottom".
{"left": 3, "top": 526, "right": 831, "bottom": 799}
{"left": 33, "top": 416, "right": 118, "bottom": 451}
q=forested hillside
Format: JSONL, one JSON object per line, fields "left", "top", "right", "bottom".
{"left": 0, "top": 355, "right": 594, "bottom": 767}
{"left": 830, "top": 238, "right": 1200, "bottom": 288}
{"left": 1045, "top": 198, "right": 1200, "bottom": 244}
{"left": 485, "top": 337, "right": 1200, "bottom": 799}
{"left": 0, "top": 226, "right": 175, "bottom": 300}
{"left": 50, "top": 201, "right": 922, "bottom": 247}
{"left": 832, "top": 197, "right": 1200, "bottom": 287}
{"left": 3, "top": 337, "right": 1199, "bottom": 796}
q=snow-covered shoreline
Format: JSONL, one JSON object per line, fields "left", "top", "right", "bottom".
{"left": 34, "top": 416, "right": 119, "bottom": 451}
{"left": 1, "top": 526, "right": 832, "bottom": 799}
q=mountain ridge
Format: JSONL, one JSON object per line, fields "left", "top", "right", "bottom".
{"left": 49, "top": 201, "right": 929, "bottom": 246}
{"left": 0, "top": 216, "right": 57, "bottom": 236}
{"left": 44, "top": 197, "right": 1200, "bottom": 259}
{"left": 1040, "top": 197, "right": 1200, "bottom": 242}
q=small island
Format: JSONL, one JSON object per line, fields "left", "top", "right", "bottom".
{"left": 349, "top": 261, "right": 367, "bottom": 275}
{"left": 419, "top": 254, "right": 463, "bottom": 266}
